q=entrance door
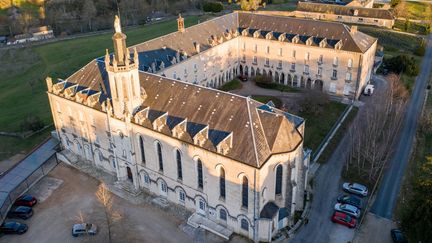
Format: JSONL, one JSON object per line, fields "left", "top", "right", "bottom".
{"left": 126, "top": 166, "right": 133, "bottom": 183}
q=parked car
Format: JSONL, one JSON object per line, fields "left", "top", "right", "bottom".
{"left": 334, "top": 203, "right": 361, "bottom": 218}
{"left": 14, "top": 195, "right": 37, "bottom": 207}
{"left": 0, "top": 221, "right": 28, "bottom": 235}
{"left": 72, "top": 223, "right": 97, "bottom": 237}
{"left": 337, "top": 194, "right": 362, "bottom": 209}
{"left": 343, "top": 182, "right": 368, "bottom": 197}
{"left": 331, "top": 212, "right": 357, "bottom": 228}
{"left": 391, "top": 229, "right": 408, "bottom": 243}
{"left": 237, "top": 75, "right": 248, "bottom": 82}
{"left": 7, "top": 206, "right": 33, "bottom": 220}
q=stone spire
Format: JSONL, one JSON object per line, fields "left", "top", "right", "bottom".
{"left": 112, "top": 15, "right": 128, "bottom": 65}
{"left": 177, "top": 14, "right": 185, "bottom": 33}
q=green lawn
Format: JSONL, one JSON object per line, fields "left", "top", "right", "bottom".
{"left": 393, "top": 19, "right": 430, "bottom": 35}
{"left": 251, "top": 95, "right": 283, "bottom": 108}
{"left": 359, "top": 26, "right": 423, "bottom": 56}
{"left": 219, "top": 79, "right": 243, "bottom": 91}
{"left": 298, "top": 101, "right": 347, "bottom": 151}
{"left": 402, "top": 2, "right": 432, "bottom": 20}
{"left": 0, "top": 15, "right": 207, "bottom": 160}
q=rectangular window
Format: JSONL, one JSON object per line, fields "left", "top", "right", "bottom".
{"left": 304, "top": 65, "right": 309, "bottom": 74}
{"left": 266, "top": 46, "right": 270, "bottom": 54}
{"left": 319, "top": 55, "right": 323, "bottom": 64}
{"left": 253, "top": 44, "right": 257, "bottom": 53}
{"left": 346, "top": 72, "right": 352, "bottom": 81}
{"left": 242, "top": 54, "right": 246, "bottom": 62}
{"left": 291, "top": 63, "right": 295, "bottom": 71}
{"left": 265, "top": 58, "right": 270, "bottom": 66}
{"left": 242, "top": 42, "right": 246, "bottom": 51}
{"left": 330, "top": 82, "right": 337, "bottom": 93}
{"left": 278, "top": 48, "right": 282, "bottom": 56}
{"left": 318, "top": 67, "right": 322, "bottom": 76}
{"left": 253, "top": 56, "right": 257, "bottom": 64}
{"left": 305, "top": 52, "right": 310, "bottom": 61}
{"left": 332, "top": 69, "right": 338, "bottom": 79}
{"left": 292, "top": 50, "right": 296, "bottom": 58}
{"left": 179, "top": 191, "right": 185, "bottom": 203}
{"left": 278, "top": 60, "right": 282, "bottom": 69}
{"left": 333, "top": 57, "right": 338, "bottom": 66}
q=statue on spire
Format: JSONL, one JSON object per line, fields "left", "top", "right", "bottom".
{"left": 114, "top": 15, "right": 122, "bottom": 33}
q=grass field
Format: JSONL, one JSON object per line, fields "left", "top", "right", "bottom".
{"left": 219, "top": 79, "right": 243, "bottom": 91}
{"left": 0, "top": 15, "right": 207, "bottom": 160}
{"left": 402, "top": 2, "right": 432, "bottom": 20}
{"left": 393, "top": 19, "right": 430, "bottom": 35}
{"left": 299, "top": 101, "right": 347, "bottom": 152}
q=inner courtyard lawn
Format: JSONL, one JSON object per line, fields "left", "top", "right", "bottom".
{"left": 0, "top": 15, "right": 208, "bottom": 160}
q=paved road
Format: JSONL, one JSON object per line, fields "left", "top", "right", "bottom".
{"left": 289, "top": 125, "right": 356, "bottom": 243}
{"left": 371, "top": 34, "right": 432, "bottom": 219}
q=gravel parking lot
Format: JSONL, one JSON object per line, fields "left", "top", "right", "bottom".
{"left": 0, "top": 164, "right": 194, "bottom": 243}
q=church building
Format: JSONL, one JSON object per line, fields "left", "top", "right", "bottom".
{"left": 46, "top": 12, "right": 375, "bottom": 241}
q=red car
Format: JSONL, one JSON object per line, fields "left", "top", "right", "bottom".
{"left": 14, "top": 195, "right": 37, "bottom": 207}
{"left": 331, "top": 211, "right": 356, "bottom": 228}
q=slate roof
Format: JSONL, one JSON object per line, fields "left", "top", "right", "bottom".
{"left": 260, "top": 201, "right": 280, "bottom": 219}
{"left": 238, "top": 12, "right": 376, "bottom": 53}
{"left": 55, "top": 11, "right": 380, "bottom": 167}
{"left": 297, "top": 2, "right": 394, "bottom": 20}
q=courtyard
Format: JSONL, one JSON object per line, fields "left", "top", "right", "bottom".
{"left": 0, "top": 163, "right": 247, "bottom": 243}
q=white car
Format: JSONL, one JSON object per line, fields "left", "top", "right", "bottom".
{"left": 343, "top": 183, "right": 368, "bottom": 197}
{"left": 72, "top": 223, "right": 97, "bottom": 237}
{"left": 334, "top": 203, "right": 361, "bottom": 218}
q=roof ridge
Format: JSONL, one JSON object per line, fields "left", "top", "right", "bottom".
{"left": 246, "top": 96, "right": 261, "bottom": 167}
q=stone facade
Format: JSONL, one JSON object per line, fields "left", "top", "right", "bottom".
{"left": 46, "top": 12, "right": 377, "bottom": 241}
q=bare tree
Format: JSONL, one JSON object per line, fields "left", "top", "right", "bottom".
{"left": 95, "top": 183, "right": 121, "bottom": 243}
{"left": 81, "top": 0, "right": 97, "bottom": 31}
{"left": 345, "top": 74, "right": 408, "bottom": 183}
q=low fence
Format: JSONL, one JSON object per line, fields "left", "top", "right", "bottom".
{"left": 0, "top": 138, "right": 60, "bottom": 223}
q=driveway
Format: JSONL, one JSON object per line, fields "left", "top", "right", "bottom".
{"left": 371, "top": 34, "right": 432, "bottom": 219}
{"left": 0, "top": 164, "right": 192, "bottom": 243}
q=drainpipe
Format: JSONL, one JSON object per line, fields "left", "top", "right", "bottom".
{"left": 354, "top": 54, "right": 363, "bottom": 102}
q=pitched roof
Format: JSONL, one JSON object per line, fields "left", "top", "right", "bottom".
{"left": 238, "top": 12, "right": 376, "bottom": 53}
{"left": 297, "top": 2, "right": 394, "bottom": 20}
{"left": 57, "top": 11, "right": 384, "bottom": 167}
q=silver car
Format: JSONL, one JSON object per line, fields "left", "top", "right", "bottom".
{"left": 72, "top": 223, "right": 97, "bottom": 237}
{"left": 343, "top": 182, "right": 368, "bottom": 197}
{"left": 334, "top": 203, "right": 361, "bottom": 218}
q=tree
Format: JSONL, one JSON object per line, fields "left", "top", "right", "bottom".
{"left": 345, "top": 74, "right": 408, "bottom": 183}
{"left": 298, "top": 89, "right": 330, "bottom": 116}
{"left": 390, "top": 0, "right": 401, "bottom": 7}
{"left": 401, "top": 156, "right": 432, "bottom": 242}
{"left": 238, "top": 0, "right": 262, "bottom": 11}
{"left": 95, "top": 184, "right": 121, "bottom": 243}
{"left": 81, "top": 0, "right": 97, "bottom": 31}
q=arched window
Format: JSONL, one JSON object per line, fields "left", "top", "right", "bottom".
{"left": 139, "top": 136, "right": 146, "bottom": 163}
{"left": 220, "top": 208, "right": 227, "bottom": 221}
{"left": 241, "top": 218, "right": 249, "bottom": 231}
{"left": 157, "top": 143, "right": 163, "bottom": 172}
{"left": 275, "top": 165, "right": 283, "bottom": 196}
{"left": 220, "top": 167, "right": 226, "bottom": 199}
{"left": 176, "top": 150, "right": 182, "bottom": 180}
{"left": 242, "top": 176, "right": 248, "bottom": 208}
{"left": 197, "top": 159, "right": 203, "bottom": 189}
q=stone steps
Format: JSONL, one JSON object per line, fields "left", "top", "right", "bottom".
{"left": 187, "top": 213, "right": 233, "bottom": 240}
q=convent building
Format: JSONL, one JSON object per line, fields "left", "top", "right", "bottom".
{"left": 46, "top": 12, "right": 376, "bottom": 241}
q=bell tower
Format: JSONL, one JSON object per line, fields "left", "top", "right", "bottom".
{"left": 105, "top": 15, "right": 143, "bottom": 119}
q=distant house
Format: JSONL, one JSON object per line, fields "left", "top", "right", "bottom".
{"left": 8, "top": 26, "right": 54, "bottom": 45}
{"left": 295, "top": 2, "right": 394, "bottom": 28}
{"left": 28, "top": 26, "right": 54, "bottom": 41}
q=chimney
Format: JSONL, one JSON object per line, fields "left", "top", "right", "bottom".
{"left": 194, "top": 42, "right": 200, "bottom": 53}
{"left": 350, "top": 25, "right": 358, "bottom": 33}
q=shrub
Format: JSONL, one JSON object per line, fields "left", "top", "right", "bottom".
{"left": 383, "top": 55, "right": 419, "bottom": 77}
{"left": 203, "top": 2, "right": 224, "bottom": 12}
{"left": 20, "top": 115, "right": 45, "bottom": 132}
{"left": 414, "top": 40, "right": 426, "bottom": 56}
{"left": 253, "top": 74, "right": 273, "bottom": 85}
